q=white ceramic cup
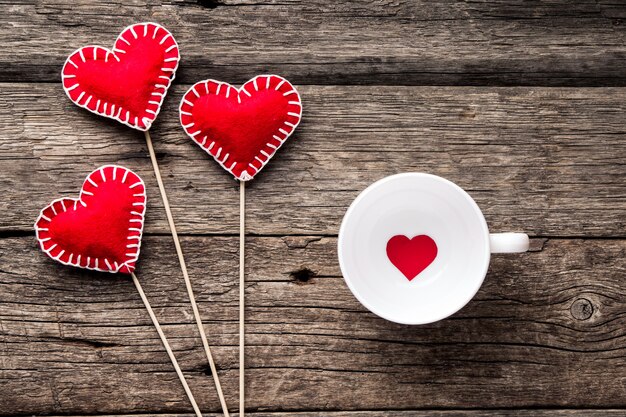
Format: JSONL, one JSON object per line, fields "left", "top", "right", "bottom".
{"left": 338, "top": 173, "right": 529, "bottom": 325}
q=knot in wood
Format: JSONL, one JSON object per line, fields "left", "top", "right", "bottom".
{"left": 290, "top": 267, "right": 316, "bottom": 284}
{"left": 570, "top": 298, "right": 594, "bottom": 321}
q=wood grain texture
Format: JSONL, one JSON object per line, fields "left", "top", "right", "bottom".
{"left": 38, "top": 412, "right": 626, "bottom": 417}
{"left": 1, "top": 235, "right": 624, "bottom": 415}
{"left": 1, "top": 84, "right": 624, "bottom": 236}
{"left": 2, "top": 1, "right": 625, "bottom": 415}
{"left": 2, "top": 1, "right": 626, "bottom": 86}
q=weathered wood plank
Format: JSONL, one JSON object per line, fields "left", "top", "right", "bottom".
{"left": 1, "top": 84, "right": 624, "bottom": 236}
{"left": 1, "top": 236, "right": 624, "bottom": 414}
{"left": 2, "top": 1, "right": 626, "bottom": 85}
{"left": 40, "top": 412, "right": 626, "bottom": 417}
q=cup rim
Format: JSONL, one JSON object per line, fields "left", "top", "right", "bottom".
{"left": 338, "top": 172, "right": 492, "bottom": 325}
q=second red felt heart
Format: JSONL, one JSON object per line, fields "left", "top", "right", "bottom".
{"left": 386, "top": 235, "right": 438, "bottom": 281}
{"left": 179, "top": 75, "right": 302, "bottom": 181}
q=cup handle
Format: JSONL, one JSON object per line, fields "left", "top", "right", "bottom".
{"left": 489, "top": 233, "right": 530, "bottom": 253}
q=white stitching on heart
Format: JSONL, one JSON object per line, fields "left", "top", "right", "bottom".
{"left": 179, "top": 74, "right": 303, "bottom": 181}
{"left": 61, "top": 22, "right": 180, "bottom": 131}
{"left": 34, "top": 165, "right": 146, "bottom": 274}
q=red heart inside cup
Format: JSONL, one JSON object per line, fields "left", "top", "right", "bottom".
{"left": 34, "top": 165, "right": 146, "bottom": 274}
{"left": 386, "top": 235, "right": 438, "bottom": 281}
{"left": 179, "top": 75, "right": 302, "bottom": 181}
{"left": 62, "top": 22, "right": 179, "bottom": 131}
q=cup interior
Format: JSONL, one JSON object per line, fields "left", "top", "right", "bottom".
{"left": 338, "top": 173, "right": 490, "bottom": 324}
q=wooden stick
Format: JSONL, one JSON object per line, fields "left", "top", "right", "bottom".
{"left": 144, "top": 130, "right": 230, "bottom": 416}
{"left": 131, "top": 272, "right": 203, "bottom": 417}
{"left": 239, "top": 180, "right": 245, "bottom": 417}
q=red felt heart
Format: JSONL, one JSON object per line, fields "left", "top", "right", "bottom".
{"left": 62, "top": 22, "right": 179, "bottom": 131}
{"left": 386, "top": 235, "right": 438, "bottom": 281}
{"left": 179, "top": 75, "right": 302, "bottom": 181}
{"left": 34, "top": 165, "right": 146, "bottom": 275}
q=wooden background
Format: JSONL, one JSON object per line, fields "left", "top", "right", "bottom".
{"left": 1, "top": 1, "right": 625, "bottom": 416}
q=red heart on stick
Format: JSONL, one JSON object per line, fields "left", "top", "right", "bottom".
{"left": 34, "top": 165, "right": 146, "bottom": 275}
{"left": 386, "top": 235, "right": 438, "bottom": 281}
{"left": 179, "top": 75, "right": 302, "bottom": 181}
{"left": 62, "top": 22, "right": 179, "bottom": 131}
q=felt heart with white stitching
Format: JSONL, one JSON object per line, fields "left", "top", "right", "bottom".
{"left": 62, "top": 22, "right": 179, "bottom": 131}
{"left": 34, "top": 165, "right": 146, "bottom": 275}
{"left": 179, "top": 75, "right": 302, "bottom": 181}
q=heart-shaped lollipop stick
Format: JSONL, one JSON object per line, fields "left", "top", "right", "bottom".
{"left": 35, "top": 166, "right": 202, "bottom": 416}
{"left": 180, "top": 75, "right": 302, "bottom": 181}
{"left": 62, "top": 23, "right": 229, "bottom": 416}
{"left": 180, "top": 75, "right": 303, "bottom": 416}
{"left": 35, "top": 165, "right": 146, "bottom": 274}
{"left": 62, "top": 22, "right": 179, "bottom": 131}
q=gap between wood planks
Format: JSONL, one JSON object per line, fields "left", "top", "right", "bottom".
{"left": 28, "top": 410, "right": 626, "bottom": 417}
{"left": 1, "top": 229, "right": 624, "bottom": 243}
